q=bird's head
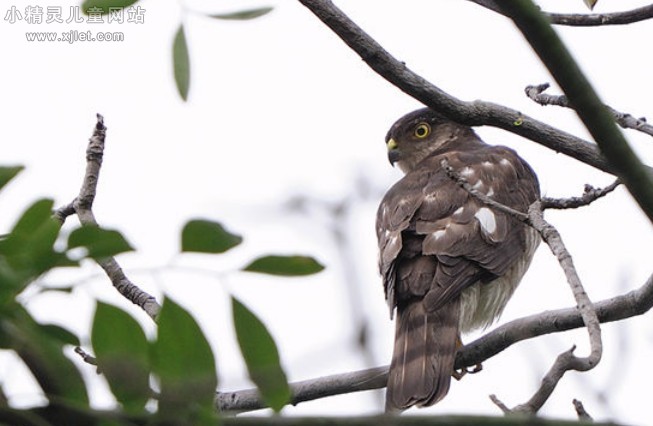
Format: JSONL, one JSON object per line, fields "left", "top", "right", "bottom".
{"left": 385, "top": 108, "right": 472, "bottom": 174}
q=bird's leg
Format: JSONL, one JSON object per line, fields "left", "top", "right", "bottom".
{"left": 452, "top": 336, "right": 483, "bottom": 380}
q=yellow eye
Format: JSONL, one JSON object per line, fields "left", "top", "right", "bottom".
{"left": 414, "top": 123, "right": 431, "bottom": 139}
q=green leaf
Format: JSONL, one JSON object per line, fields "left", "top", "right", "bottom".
{"left": 67, "top": 226, "right": 133, "bottom": 260}
{"left": 210, "top": 7, "right": 273, "bottom": 20}
{"left": 0, "top": 165, "right": 23, "bottom": 192}
{"left": 243, "top": 255, "right": 324, "bottom": 276}
{"left": 81, "top": 0, "right": 140, "bottom": 14}
{"left": 39, "top": 323, "right": 80, "bottom": 346}
{"left": 173, "top": 25, "right": 190, "bottom": 101}
{"left": 92, "top": 302, "right": 150, "bottom": 413}
{"left": 232, "top": 297, "right": 290, "bottom": 412}
{"left": 0, "top": 199, "right": 70, "bottom": 288}
{"left": 181, "top": 219, "right": 242, "bottom": 254}
{"left": 3, "top": 307, "right": 88, "bottom": 405}
{"left": 7, "top": 199, "right": 55, "bottom": 240}
{"left": 152, "top": 297, "right": 217, "bottom": 422}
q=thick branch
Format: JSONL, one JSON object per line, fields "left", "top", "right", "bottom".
{"left": 55, "top": 115, "right": 161, "bottom": 320}
{"left": 297, "top": 1, "right": 651, "bottom": 181}
{"left": 496, "top": 2, "right": 653, "bottom": 224}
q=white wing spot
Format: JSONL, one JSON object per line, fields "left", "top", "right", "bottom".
{"left": 472, "top": 180, "right": 483, "bottom": 190}
{"left": 460, "top": 167, "right": 475, "bottom": 177}
{"left": 482, "top": 161, "right": 493, "bottom": 168}
{"left": 453, "top": 206, "right": 464, "bottom": 216}
{"left": 487, "top": 187, "right": 495, "bottom": 197}
{"left": 432, "top": 229, "right": 447, "bottom": 240}
{"left": 499, "top": 158, "right": 511, "bottom": 167}
{"left": 475, "top": 207, "right": 497, "bottom": 234}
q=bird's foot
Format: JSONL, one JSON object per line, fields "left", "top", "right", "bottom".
{"left": 453, "top": 363, "right": 483, "bottom": 380}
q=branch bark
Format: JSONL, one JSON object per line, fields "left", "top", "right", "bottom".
{"left": 468, "top": 0, "right": 653, "bottom": 26}
{"left": 54, "top": 114, "right": 161, "bottom": 320}
{"left": 217, "top": 271, "right": 653, "bottom": 413}
{"left": 297, "top": 1, "right": 652, "bottom": 198}
{"left": 496, "top": 1, "right": 653, "bottom": 223}
{"left": 442, "top": 159, "right": 603, "bottom": 414}
{"left": 526, "top": 83, "right": 653, "bottom": 138}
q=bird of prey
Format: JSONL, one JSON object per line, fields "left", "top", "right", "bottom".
{"left": 377, "top": 108, "right": 540, "bottom": 411}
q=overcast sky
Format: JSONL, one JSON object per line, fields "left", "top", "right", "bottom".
{"left": 2, "top": 0, "right": 653, "bottom": 423}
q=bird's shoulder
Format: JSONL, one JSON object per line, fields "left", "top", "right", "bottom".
{"left": 377, "top": 144, "right": 538, "bottom": 235}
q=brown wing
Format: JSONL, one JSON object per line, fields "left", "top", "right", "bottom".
{"left": 376, "top": 145, "right": 540, "bottom": 315}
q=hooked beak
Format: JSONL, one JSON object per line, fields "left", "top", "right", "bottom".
{"left": 386, "top": 138, "right": 400, "bottom": 166}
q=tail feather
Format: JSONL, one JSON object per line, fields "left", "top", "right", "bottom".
{"left": 386, "top": 298, "right": 461, "bottom": 411}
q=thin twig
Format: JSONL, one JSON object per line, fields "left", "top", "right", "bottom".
{"left": 526, "top": 83, "right": 653, "bottom": 138}
{"left": 55, "top": 114, "right": 161, "bottom": 320}
{"left": 573, "top": 398, "right": 593, "bottom": 421}
{"left": 468, "top": 0, "right": 653, "bottom": 26}
{"left": 74, "top": 346, "right": 98, "bottom": 367}
{"left": 541, "top": 180, "right": 620, "bottom": 210}
{"left": 443, "top": 160, "right": 602, "bottom": 415}
{"left": 440, "top": 159, "right": 529, "bottom": 221}
{"left": 547, "top": 4, "right": 653, "bottom": 26}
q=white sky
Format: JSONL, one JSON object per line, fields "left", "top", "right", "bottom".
{"left": 1, "top": 0, "right": 653, "bottom": 423}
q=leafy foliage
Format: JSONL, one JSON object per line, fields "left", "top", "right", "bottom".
{"left": 244, "top": 255, "right": 325, "bottom": 276}
{"left": 152, "top": 297, "right": 218, "bottom": 424}
{"left": 0, "top": 165, "right": 23, "bottom": 191}
{"left": 81, "top": 0, "right": 140, "bottom": 14}
{"left": 92, "top": 302, "right": 150, "bottom": 413}
{"left": 182, "top": 219, "right": 243, "bottom": 254}
{"left": 211, "top": 7, "right": 274, "bottom": 21}
{"left": 232, "top": 297, "right": 291, "bottom": 412}
{"left": 173, "top": 25, "right": 191, "bottom": 101}
{"left": 68, "top": 225, "right": 134, "bottom": 260}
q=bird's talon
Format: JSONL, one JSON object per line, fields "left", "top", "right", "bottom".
{"left": 452, "top": 363, "right": 483, "bottom": 380}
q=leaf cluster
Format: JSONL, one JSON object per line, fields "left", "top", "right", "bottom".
{"left": 0, "top": 167, "right": 324, "bottom": 425}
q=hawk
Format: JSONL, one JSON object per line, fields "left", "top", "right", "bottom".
{"left": 377, "top": 108, "right": 540, "bottom": 411}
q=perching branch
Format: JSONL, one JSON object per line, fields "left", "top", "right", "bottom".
{"left": 216, "top": 168, "right": 641, "bottom": 414}
{"left": 54, "top": 114, "right": 161, "bottom": 320}
{"left": 217, "top": 271, "right": 653, "bottom": 413}
{"left": 526, "top": 83, "right": 653, "bottom": 138}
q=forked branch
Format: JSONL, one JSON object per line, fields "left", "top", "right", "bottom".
{"left": 54, "top": 114, "right": 161, "bottom": 320}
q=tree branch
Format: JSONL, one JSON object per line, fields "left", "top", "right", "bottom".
{"left": 442, "top": 158, "right": 603, "bottom": 414}
{"left": 468, "top": 0, "right": 653, "bottom": 27}
{"left": 217, "top": 272, "right": 653, "bottom": 413}
{"left": 296, "top": 1, "right": 651, "bottom": 184}
{"left": 541, "top": 180, "right": 620, "bottom": 210}
{"left": 547, "top": 4, "right": 653, "bottom": 26}
{"left": 526, "top": 83, "right": 653, "bottom": 138}
{"left": 54, "top": 114, "right": 161, "bottom": 320}
{"left": 496, "top": 1, "right": 653, "bottom": 224}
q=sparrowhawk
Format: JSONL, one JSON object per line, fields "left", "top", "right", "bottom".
{"left": 377, "top": 108, "right": 540, "bottom": 411}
